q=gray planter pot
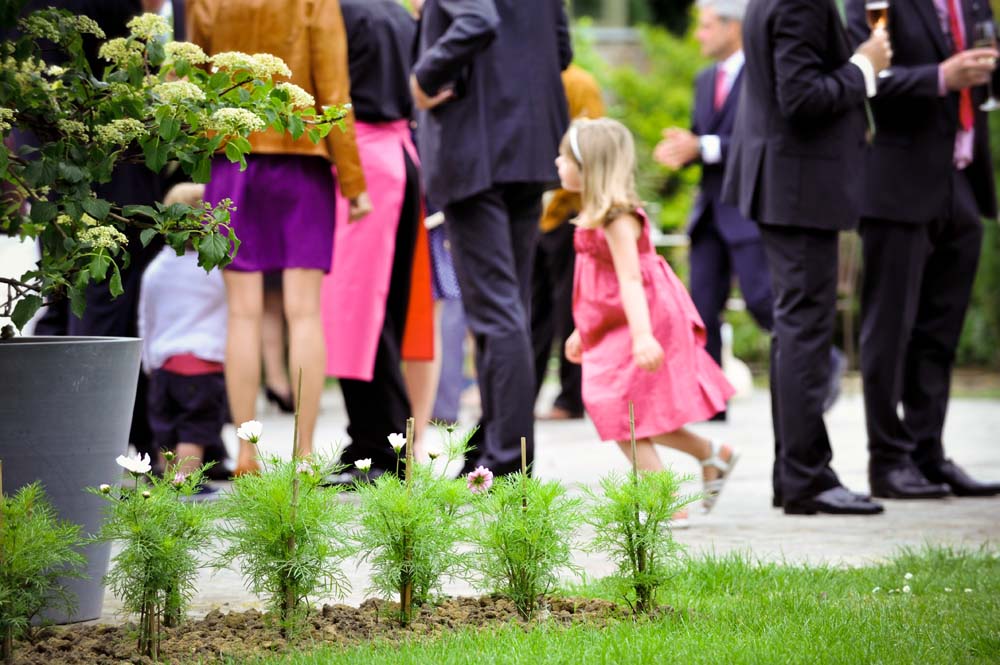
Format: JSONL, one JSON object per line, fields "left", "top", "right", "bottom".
{"left": 0, "top": 336, "right": 142, "bottom": 623}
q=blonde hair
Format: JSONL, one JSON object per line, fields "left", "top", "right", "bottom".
{"left": 560, "top": 118, "right": 641, "bottom": 228}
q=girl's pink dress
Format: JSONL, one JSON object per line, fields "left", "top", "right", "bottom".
{"left": 573, "top": 208, "right": 735, "bottom": 442}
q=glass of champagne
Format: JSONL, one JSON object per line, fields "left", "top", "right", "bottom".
{"left": 865, "top": 0, "right": 892, "bottom": 78}
{"left": 973, "top": 20, "right": 1000, "bottom": 112}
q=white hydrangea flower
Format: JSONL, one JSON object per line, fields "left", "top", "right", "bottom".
{"left": 0, "top": 107, "right": 14, "bottom": 132}
{"left": 207, "top": 108, "right": 266, "bottom": 135}
{"left": 94, "top": 118, "right": 147, "bottom": 145}
{"left": 20, "top": 15, "right": 60, "bottom": 41}
{"left": 98, "top": 38, "right": 144, "bottom": 68}
{"left": 251, "top": 53, "right": 292, "bottom": 78}
{"left": 57, "top": 119, "right": 87, "bottom": 139}
{"left": 45, "top": 65, "right": 65, "bottom": 77}
{"left": 165, "top": 41, "right": 209, "bottom": 65}
{"left": 211, "top": 51, "right": 257, "bottom": 73}
{"left": 75, "top": 15, "right": 105, "bottom": 38}
{"left": 276, "top": 82, "right": 314, "bottom": 109}
{"left": 127, "top": 13, "right": 170, "bottom": 40}
{"left": 152, "top": 80, "right": 206, "bottom": 103}
{"left": 79, "top": 226, "right": 128, "bottom": 250}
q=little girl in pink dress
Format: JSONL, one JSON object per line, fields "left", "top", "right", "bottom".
{"left": 558, "top": 118, "right": 740, "bottom": 517}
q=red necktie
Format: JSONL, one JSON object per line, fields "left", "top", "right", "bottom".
{"left": 947, "top": 0, "right": 974, "bottom": 131}
{"left": 714, "top": 66, "right": 727, "bottom": 111}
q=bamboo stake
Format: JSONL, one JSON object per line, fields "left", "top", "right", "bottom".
{"left": 284, "top": 369, "right": 304, "bottom": 632}
{"left": 629, "top": 400, "right": 649, "bottom": 612}
{"left": 520, "top": 436, "right": 528, "bottom": 511}
{"left": 401, "top": 417, "right": 416, "bottom": 625}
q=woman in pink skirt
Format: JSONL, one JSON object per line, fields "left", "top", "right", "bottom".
{"left": 558, "top": 118, "right": 740, "bottom": 517}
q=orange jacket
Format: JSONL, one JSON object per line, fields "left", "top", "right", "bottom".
{"left": 540, "top": 63, "right": 605, "bottom": 233}
{"left": 187, "top": 0, "right": 366, "bottom": 199}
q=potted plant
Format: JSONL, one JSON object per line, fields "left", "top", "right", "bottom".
{"left": 0, "top": 4, "right": 343, "bottom": 621}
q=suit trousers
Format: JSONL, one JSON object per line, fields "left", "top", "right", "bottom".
{"left": 339, "top": 152, "right": 420, "bottom": 472}
{"left": 760, "top": 224, "right": 843, "bottom": 504}
{"left": 859, "top": 169, "right": 983, "bottom": 473}
{"left": 531, "top": 222, "right": 583, "bottom": 415}
{"left": 689, "top": 217, "right": 775, "bottom": 366}
{"left": 444, "top": 182, "right": 544, "bottom": 475}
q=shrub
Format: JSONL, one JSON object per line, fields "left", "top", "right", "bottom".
{"left": 0, "top": 480, "right": 86, "bottom": 664}
{"left": 468, "top": 473, "right": 583, "bottom": 620}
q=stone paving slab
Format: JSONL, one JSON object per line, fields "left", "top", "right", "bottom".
{"left": 100, "top": 384, "right": 1000, "bottom": 622}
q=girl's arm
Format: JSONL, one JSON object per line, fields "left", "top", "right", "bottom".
{"left": 604, "top": 213, "right": 664, "bottom": 372}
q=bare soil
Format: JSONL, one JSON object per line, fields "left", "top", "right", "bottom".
{"left": 12, "top": 595, "right": 635, "bottom": 664}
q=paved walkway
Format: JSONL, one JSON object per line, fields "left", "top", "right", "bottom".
{"left": 101, "top": 382, "right": 1000, "bottom": 621}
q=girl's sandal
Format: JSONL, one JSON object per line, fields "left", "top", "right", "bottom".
{"left": 701, "top": 440, "right": 740, "bottom": 513}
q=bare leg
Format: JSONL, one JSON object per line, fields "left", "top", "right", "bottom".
{"left": 174, "top": 443, "right": 206, "bottom": 476}
{"left": 282, "top": 268, "right": 327, "bottom": 458}
{"left": 224, "top": 270, "right": 264, "bottom": 470}
{"left": 403, "top": 301, "right": 443, "bottom": 458}
{"left": 614, "top": 439, "right": 689, "bottom": 519}
{"left": 261, "top": 285, "right": 292, "bottom": 401}
{"left": 649, "top": 428, "right": 733, "bottom": 482}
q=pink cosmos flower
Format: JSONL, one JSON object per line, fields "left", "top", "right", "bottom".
{"left": 172, "top": 472, "right": 187, "bottom": 486}
{"left": 467, "top": 466, "right": 494, "bottom": 494}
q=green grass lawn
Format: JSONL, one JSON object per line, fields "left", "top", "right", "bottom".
{"left": 222, "top": 546, "right": 1000, "bottom": 665}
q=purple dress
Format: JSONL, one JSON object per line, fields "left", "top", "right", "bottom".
{"left": 205, "top": 154, "right": 338, "bottom": 273}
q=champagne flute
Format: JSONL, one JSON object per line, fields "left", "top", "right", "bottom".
{"left": 973, "top": 20, "right": 1000, "bottom": 112}
{"left": 865, "top": 0, "right": 893, "bottom": 78}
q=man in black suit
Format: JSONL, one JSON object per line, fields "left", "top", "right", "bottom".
{"left": 723, "top": 0, "right": 890, "bottom": 515}
{"left": 412, "top": 0, "right": 571, "bottom": 476}
{"left": 847, "top": 0, "right": 1000, "bottom": 499}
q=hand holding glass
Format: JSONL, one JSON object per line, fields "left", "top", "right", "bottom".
{"left": 973, "top": 20, "right": 1000, "bottom": 112}
{"left": 865, "top": 0, "right": 893, "bottom": 78}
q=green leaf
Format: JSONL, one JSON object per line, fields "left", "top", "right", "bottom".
{"left": 209, "top": 70, "right": 230, "bottom": 90}
{"left": 89, "top": 252, "right": 109, "bottom": 281}
{"left": 307, "top": 128, "right": 321, "bottom": 144}
{"left": 10, "top": 295, "right": 43, "bottom": 331}
{"left": 81, "top": 198, "right": 112, "bottom": 221}
{"left": 288, "top": 115, "right": 305, "bottom": 140}
{"left": 29, "top": 200, "right": 57, "bottom": 223}
{"left": 175, "top": 59, "right": 191, "bottom": 78}
{"left": 122, "top": 204, "right": 159, "bottom": 220}
{"left": 57, "top": 162, "right": 86, "bottom": 183}
{"left": 197, "top": 231, "right": 230, "bottom": 270}
{"left": 147, "top": 38, "right": 166, "bottom": 67}
{"left": 192, "top": 157, "right": 211, "bottom": 183}
{"left": 139, "top": 228, "right": 158, "bottom": 247}
{"left": 109, "top": 263, "right": 123, "bottom": 298}
{"left": 224, "top": 141, "right": 243, "bottom": 164}
{"left": 69, "top": 286, "right": 87, "bottom": 319}
{"left": 159, "top": 116, "right": 181, "bottom": 142}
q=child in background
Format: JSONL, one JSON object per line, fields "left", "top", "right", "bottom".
{"left": 138, "top": 183, "right": 228, "bottom": 499}
{"left": 559, "top": 118, "right": 740, "bottom": 519}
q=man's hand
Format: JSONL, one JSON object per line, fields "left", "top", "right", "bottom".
{"left": 942, "top": 48, "right": 998, "bottom": 91}
{"left": 565, "top": 329, "right": 583, "bottom": 364}
{"left": 653, "top": 128, "right": 700, "bottom": 170}
{"left": 410, "top": 74, "right": 455, "bottom": 111}
{"left": 348, "top": 192, "right": 373, "bottom": 222}
{"left": 855, "top": 27, "right": 893, "bottom": 74}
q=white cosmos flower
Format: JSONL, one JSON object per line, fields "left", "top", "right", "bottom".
{"left": 387, "top": 433, "right": 406, "bottom": 453}
{"left": 116, "top": 452, "right": 152, "bottom": 475}
{"left": 237, "top": 420, "right": 263, "bottom": 444}
{"left": 355, "top": 458, "right": 372, "bottom": 472}
{"left": 99, "top": 484, "right": 112, "bottom": 494}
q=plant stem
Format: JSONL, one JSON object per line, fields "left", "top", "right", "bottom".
{"left": 400, "top": 417, "right": 415, "bottom": 625}
{"left": 628, "top": 401, "right": 649, "bottom": 613}
{"left": 284, "top": 369, "right": 304, "bottom": 634}
{"left": 520, "top": 436, "right": 528, "bottom": 511}
{"left": 3, "top": 625, "right": 11, "bottom": 665}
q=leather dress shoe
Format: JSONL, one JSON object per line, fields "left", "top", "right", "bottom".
{"left": 870, "top": 465, "right": 950, "bottom": 499}
{"left": 773, "top": 489, "right": 870, "bottom": 508}
{"left": 784, "top": 486, "right": 885, "bottom": 515}
{"left": 921, "top": 459, "right": 1000, "bottom": 497}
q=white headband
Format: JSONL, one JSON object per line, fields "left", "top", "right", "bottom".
{"left": 569, "top": 124, "right": 583, "bottom": 164}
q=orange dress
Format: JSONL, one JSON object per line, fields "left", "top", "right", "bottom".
{"left": 572, "top": 209, "right": 734, "bottom": 441}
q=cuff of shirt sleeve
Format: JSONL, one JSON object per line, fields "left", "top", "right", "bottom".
{"left": 849, "top": 54, "right": 878, "bottom": 98}
{"left": 699, "top": 135, "right": 722, "bottom": 164}
{"left": 938, "top": 65, "right": 948, "bottom": 96}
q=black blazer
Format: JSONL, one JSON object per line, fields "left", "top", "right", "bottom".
{"left": 846, "top": 0, "right": 998, "bottom": 222}
{"left": 722, "top": 0, "right": 869, "bottom": 231}
{"left": 413, "top": 0, "right": 572, "bottom": 208}
{"left": 689, "top": 64, "right": 760, "bottom": 244}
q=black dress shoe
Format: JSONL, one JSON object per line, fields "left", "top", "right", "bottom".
{"left": 773, "top": 489, "right": 870, "bottom": 508}
{"left": 921, "top": 460, "right": 1000, "bottom": 497}
{"left": 784, "top": 486, "right": 885, "bottom": 515}
{"left": 870, "top": 465, "right": 950, "bottom": 499}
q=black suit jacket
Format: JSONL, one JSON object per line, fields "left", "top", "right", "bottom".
{"left": 689, "top": 64, "right": 760, "bottom": 244}
{"left": 722, "top": 0, "right": 869, "bottom": 231}
{"left": 413, "top": 0, "right": 571, "bottom": 208}
{"left": 846, "top": 0, "right": 998, "bottom": 222}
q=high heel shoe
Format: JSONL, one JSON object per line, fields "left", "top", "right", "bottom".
{"left": 264, "top": 386, "right": 294, "bottom": 413}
